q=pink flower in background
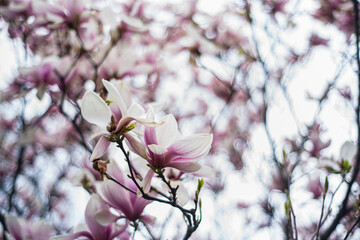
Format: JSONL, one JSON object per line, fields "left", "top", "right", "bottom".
{"left": 306, "top": 123, "right": 331, "bottom": 158}
{"left": 51, "top": 194, "right": 127, "bottom": 240}
{"left": 307, "top": 178, "right": 323, "bottom": 199}
{"left": 5, "top": 215, "right": 53, "bottom": 240}
{"left": 96, "top": 161, "right": 153, "bottom": 223}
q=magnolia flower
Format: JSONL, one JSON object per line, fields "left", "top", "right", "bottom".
{"left": 80, "top": 79, "right": 152, "bottom": 162}
{"left": 5, "top": 215, "right": 53, "bottom": 240}
{"left": 340, "top": 141, "right": 357, "bottom": 162}
{"left": 96, "top": 161, "right": 153, "bottom": 223}
{"left": 127, "top": 114, "right": 213, "bottom": 193}
{"left": 51, "top": 194, "right": 127, "bottom": 240}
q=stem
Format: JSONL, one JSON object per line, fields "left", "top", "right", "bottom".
{"left": 114, "top": 138, "right": 201, "bottom": 239}
{"left": 320, "top": 1, "right": 360, "bottom": 238}
{"left": 343, "top": 215, "right": 360, "bottom": 240}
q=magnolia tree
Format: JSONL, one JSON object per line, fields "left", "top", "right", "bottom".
{"left": 0, "top": 0, "right": 360, "bottom": 239}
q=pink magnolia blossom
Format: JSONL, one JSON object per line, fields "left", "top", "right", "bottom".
{"left": 51, "top": 194, "right": 127, "bottom": 240}
{"left": 80, "top": 79, "right": 153, "bottom": 162}
{"left": 5, "top": 215, "right": 53, "bottom": 240}
{"left": 127, "top": 113, "right": 213, "bottom": 193}
{"left": 307, "top": 178, "right": 323, "bottom": 199}
{"left": 96, "top": 161, "right": 153, "bottom": 222}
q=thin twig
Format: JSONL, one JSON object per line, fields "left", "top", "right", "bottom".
{"left": 320, "top": 1, "right": 360, "bottom": 238}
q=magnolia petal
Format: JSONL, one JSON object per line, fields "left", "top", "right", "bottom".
{"left": 155, "top": 114, "right": 180, "bottom": 148}
{"left": 90, "top": 136, "right": 111, "bottom": 161}
{"left": 142, "top": 169, "right": 154, "bottom": 193}
{"left": 124, "top": 133, "right": 150, "bottom": 161}
{"left": 148, "top": 144, "right": 167, "bottom": 155}
{"left": 110, "top": 79, "right": 132, "bottom": 107}
{"left": 5, "top": 215, "right": 24, "bottom": 240}
{"left": 340, "top": 141, "right": 357, "bottom": 161}
{"left": 110, "top": 221, "right": 130, "bottom": 240}
{"left": 50, "top": 231, "right": 93, "bottom": 240}
{"left": 170, "top": 181, "right": 189, "bottom": 206}
{"left": 102, "top": 79, "right": 128, "bottom": 117}
{"left": 32, "top": 220, "right": 53, "bottom": 240}
{"left": 128, "top": 103, "right": 146, "bottom": 118}
{"left": 85, "top": 194, "right": 112, "bottom": 240}
{"left": 94, "top": 209, "right": 119, "bottom": 226}
{"left": 96, "top": 180, "right": 134, "bottom": 219}
{"left": 140, "top": 215, "right": 156, "bottom": 225}
{"left": 193, "top": 165, "right": 217, "bottom": 178}
{"left": 169, "top": 133, "right": 213, "bottom": 160}
{"left": 116, "top": 116, "right": 159, "bottom": 133}
{"left": 99, "top": 6, "right": 118, "bottom": 29}
{"left": 81, "top": 91, "right": 112, "bottom": 129}
{"left": 167, "top": 161, "right": 202, "bottom": 173}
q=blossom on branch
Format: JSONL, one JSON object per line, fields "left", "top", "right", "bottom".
{"left": 51, "top": 194, "right": 127, "bottom": 240}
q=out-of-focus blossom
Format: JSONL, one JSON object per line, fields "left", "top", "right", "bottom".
{"left": 262, "top": 0, "right": 288, "bottom": 18}
{"left": 96, "top": 161, "right": 153, "bottom": 222}
{"left": 306, "top": 123, "right": 331, "bottom": 158}
{"left": 51, "top": 194, "right": 127, "bottom": 240}
{"left": 309, "top": 33, "right": 329, "bottom": 47}
{"left": 340, "top": 141, "right": 357, "bottom": 162}
{"left": 5, "top": 215, "right": 53, "bottom": 240}
{"left": 338, "top": 86, "right": 353, "bottom": 100}
{"left": 307, "top": 178, "right": 323, "bottom": 199}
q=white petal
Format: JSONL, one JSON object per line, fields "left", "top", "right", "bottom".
{"left": 141, "top": 169, "right": 154, "bottom": 193}
{"left": 194, "top": 165, "right": 216, "bottom": 178}
{"left": 81, "top": 91, "right": 111, "bottom": 129}
{"left": 156, "top": 114, "right": 180, "bottom": 148}
{"left": 340, "top": 141, "right": 357, "bottom": 161}
{"left": 94, "top": 209, "right": 119, "bottom": 226}
{"left": 170, "top": 181, "right": 189, "bottom": 206}
{"left": 168, "top": 162, "right": 202, "bottom": 173}
{"left": 110, "top": 79, "right": 132, "bottom": 107}
{"left": 169, "top": 133, "right": 213, "bottom": 160}
{"left": 148, "top": 144, "right": 167, "bottom": 155}
{"left": 102, "top": 79, "right": 128, "bottom": 116}
{"left": 128, "top": 103, "right": 145, "bottom": 118}
{"left": 99, "top": 6, "right": 118, "bottom": 29}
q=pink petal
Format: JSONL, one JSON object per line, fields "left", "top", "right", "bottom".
{"left": 140, "top": 215, "right": 156, "bottom": 225}
{"left": 32, "top": 220, "right": 53, "bottom": 240}
{"left": 142, "top": 169, "right": 154, "bottom": 193}
{"left": 50, "top": 231, "right": 93, "bottom": 240}
{"left": 124, "top": 133, "right": 150, "bottom": 161}
{"left": 5, "top": 215, "right": 24, "bottom": 240}
{"left": 85, "top": 194, "right": 113, "bottom": 240}
{"left": 96, "top": 180, "right": 134, "bottom": 219}
{"left": 144, "top": 126, "right": 157, "bottom": 146}
{"left": 90, "top": 136, "right": 111, "bottom": 161}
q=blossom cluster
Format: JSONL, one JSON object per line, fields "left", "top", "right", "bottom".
{"left": 1, "top": 0, "right": 360, "bottom": 239}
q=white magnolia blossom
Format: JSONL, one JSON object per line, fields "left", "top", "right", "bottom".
{"left": 340, "top": 141, "right": 357, "bottom": 162}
